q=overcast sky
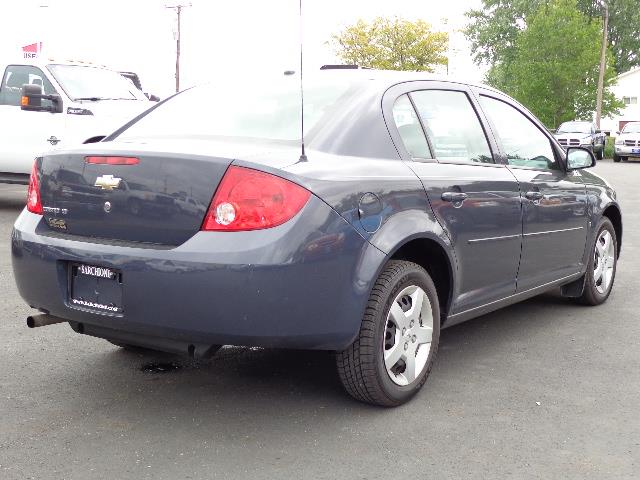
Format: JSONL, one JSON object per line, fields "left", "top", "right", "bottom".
{"left": 1, "top": 0, "right": 483, "bottom": 98}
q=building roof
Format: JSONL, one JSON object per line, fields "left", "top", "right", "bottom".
{"left": 617, "top": 67, "right": 640, "bottom": 81}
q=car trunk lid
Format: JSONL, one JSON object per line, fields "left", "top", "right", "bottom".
{"left": 38, "top": 139, "right": 296, "bottom": 245}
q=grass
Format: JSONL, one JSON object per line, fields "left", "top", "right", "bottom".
{"left": 604, "top": 136, "right": 615, "bottom": 159}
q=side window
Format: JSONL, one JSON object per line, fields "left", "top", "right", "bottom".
{"left": 0, "top": 65, "right": 56, "bottom": 107}
{"left": 480, "top": 95, "right": 559, "bottom": 171}
{"left": 392, "top": 94, "right": 432, "bottom": 160}
{"left": 411, "top": 90, "right": 494, "bottom": 164}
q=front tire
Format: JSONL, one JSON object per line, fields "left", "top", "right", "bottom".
{"left": 337, "top": 260, "right": 440, "bottom": 407}
{"left": 613, "top": 154, "right": 621, "bottom": 163}
{"left": 578, "top": 218, "right": 617, "bottom": 305}
{"left": 596, "top": 143, "right": 604, "bottom": 160}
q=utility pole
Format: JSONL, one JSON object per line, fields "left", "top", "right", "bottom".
{"left": 595, "top": 0, "right": 609, "bottom": 129}
{"left": 166, "top": 3, "right": 191, "bottom": 93}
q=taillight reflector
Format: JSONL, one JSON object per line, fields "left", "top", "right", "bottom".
{"left": 202, "top": 166, "right": 310, "bottom": 231}
{"left": 27, "top": 159, "right": 43, "bottom": 215}
{"left": 85, "top": 156, "right": 139, "bottom": 165}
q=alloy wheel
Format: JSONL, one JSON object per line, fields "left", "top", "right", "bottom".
{"left": 593, "top": 230, "right": 615, "bottom": 294}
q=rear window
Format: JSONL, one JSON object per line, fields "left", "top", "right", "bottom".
{"left": 115, "top": 76, "right": 360, "bottom": 142}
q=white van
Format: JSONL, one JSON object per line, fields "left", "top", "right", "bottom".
{"left": 0, "top": 59, "right": 154, "bottom": 184}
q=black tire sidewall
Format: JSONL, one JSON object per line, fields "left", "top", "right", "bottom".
{"left": 373, "top": 266, "right": 441, "bottom": 404}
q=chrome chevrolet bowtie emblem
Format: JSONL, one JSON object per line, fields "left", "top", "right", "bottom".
{"left": 94, "top": 174, "right": 121, "bottom": 191}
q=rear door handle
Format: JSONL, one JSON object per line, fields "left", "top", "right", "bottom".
{"left": 441, "top": 192, "right": 468, "bottom": 203}
{"left": 525, "top": 191, "right": 544, "bottom": 201}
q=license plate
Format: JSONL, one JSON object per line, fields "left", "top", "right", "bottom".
{"left": 69, "top": 263, "right": 123, "bottom": 313}
{"left": 632, "top": 148, "right": 640, "bottom": 154}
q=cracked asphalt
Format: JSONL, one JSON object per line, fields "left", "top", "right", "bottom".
{"left": 0, "top": 159, "right": 638, "bottom": 479}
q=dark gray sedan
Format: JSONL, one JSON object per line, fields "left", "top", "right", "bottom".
{"left": 12, "top": 70, "right": 622, "bottom": 406}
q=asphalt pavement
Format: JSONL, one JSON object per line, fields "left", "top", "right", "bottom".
{"left": 0, "top": 160, "right": 638, "bottom": 479}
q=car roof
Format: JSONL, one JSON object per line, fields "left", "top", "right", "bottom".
{"left": 309, "top": 68, "right": 500, "bottom": 94}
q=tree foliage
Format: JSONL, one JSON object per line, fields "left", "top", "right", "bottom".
{"left": 466, "top": 0, "right": 640, "bottom": 74}
{"left": 491, "top": 0, "right": 622, "bottom": 127}
{"left": 332, "top": 17, "right": 448, "bottom": 72}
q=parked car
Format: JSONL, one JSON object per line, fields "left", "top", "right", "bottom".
{"left": 0, "top": 59, "right": 154, "bottom": 185}
{"left": 554, "top": 121, "right": 606, "bottom": 160}
{"left": 613, "top": 122, "right": 640, "bottom": 162}
{"left": 12, "top": 70, "right": 622, "bottom": 406}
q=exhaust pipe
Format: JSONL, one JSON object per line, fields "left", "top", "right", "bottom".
{"left": 27, "top": 313, "right": 66, "bottom": 328}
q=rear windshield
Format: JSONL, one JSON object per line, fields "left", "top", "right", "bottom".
{"left": 115, "top": 75, "right": 361, "bottom": 142}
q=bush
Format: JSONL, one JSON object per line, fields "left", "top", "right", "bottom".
{"left": 604, "top": 136, "right": 615, "bottom": 159}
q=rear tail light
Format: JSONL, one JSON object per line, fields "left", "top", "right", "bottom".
{"left": 27, "top": 159, "right": 43, "bottom": 214}
{"left": 202, "top": 166, "right": 310, "bottom": 231}
{"left": 85, "top": 156, "right": 139, "bottom": 165}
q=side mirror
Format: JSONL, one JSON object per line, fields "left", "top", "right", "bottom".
{"left": 616, "top": 131, "right": 621, "bottom": 135}
{"left": 21, "top": 84, "right": 63, "bottom": 113}
{"left": 595, "top": 129, "right": 602, "bottom": 134}
{"left": 566, "top": 147, "right": 596, "bottom": 170}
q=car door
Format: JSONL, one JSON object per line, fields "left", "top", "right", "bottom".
{"left": 387, "top": 83, "right": 522, "bottom": 314}
{"left": 0, "top": 64, "right": 65, "bottom": 174}
{"left": 477, "top": 92, "right": 588, "bottom": 291}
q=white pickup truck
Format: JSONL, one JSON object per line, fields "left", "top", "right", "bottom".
{"left": 0, "top": 59, "right": 154, "bottom": 184}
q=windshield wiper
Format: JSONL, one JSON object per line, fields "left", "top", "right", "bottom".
{"left": 75, "top": 96, "right": 136, "bottom": 101}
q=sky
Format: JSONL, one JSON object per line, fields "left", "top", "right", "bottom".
{"left": 1, "top": 0, "right": 484, "bottom": 98}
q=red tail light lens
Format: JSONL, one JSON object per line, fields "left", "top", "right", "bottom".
{"left": 27, "top": 159, "right": 43, "bottom": 214}
{"left": 85, "top": 156, "right": 139, "bottom": 165}
{"left": 202, "top": 166, "right": 310, "bottom": 231}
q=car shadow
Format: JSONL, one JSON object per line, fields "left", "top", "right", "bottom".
{"left": 38, "top": 290, "right": 588, "bottom": 423}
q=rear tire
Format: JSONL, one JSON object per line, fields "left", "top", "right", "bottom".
{"left": 337, "top": 260, "right": 440, "bottom": 407}
{"left": 577, "top": 218, "right": 617, "bottom": 306}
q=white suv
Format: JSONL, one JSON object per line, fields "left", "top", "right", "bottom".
{"left": 0, "top": 60, "right": 154, "bottom": 184}
{"left": 614, "top": 122, "right": 640, "bottom": 163}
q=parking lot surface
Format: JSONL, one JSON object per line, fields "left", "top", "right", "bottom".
{"left": 1, "top": 160, "right": 638, "bottom": 479}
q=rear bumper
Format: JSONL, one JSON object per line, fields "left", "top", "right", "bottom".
{"left": 11, "top": 196, "right": 385, "bottom": 351}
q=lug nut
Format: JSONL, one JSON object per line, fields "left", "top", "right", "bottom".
{"left": 402, "top": 327, "right": 406, "bottom": 335}
{"left": 404, "top": 342, "right": 409, "bottom": 350}
{"left": 412, "top": 335, "right": 417, "bottom": 343}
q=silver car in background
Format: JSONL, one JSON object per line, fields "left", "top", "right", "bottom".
{"left": 614, "top": 122, "right": 640, "bottom": 162}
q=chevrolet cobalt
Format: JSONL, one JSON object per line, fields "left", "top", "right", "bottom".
{"left": 12, "top": 71, "right": 622, "bottom": 406}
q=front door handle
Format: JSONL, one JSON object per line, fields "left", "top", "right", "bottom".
{"left": 441, "top": 192, "right": 468, "bottom": 203}
{"left": 525, "top": 191, "right": 544, "bottom": 201}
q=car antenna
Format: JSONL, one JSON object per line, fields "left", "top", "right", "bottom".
{"left": 297, "top": 0, "right": 307, "bottom": 162}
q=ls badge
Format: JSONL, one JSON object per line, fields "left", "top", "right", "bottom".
{"left": 94, "top": 174, "right": 121, "bottom": 191}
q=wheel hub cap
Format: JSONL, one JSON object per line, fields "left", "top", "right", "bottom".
{"left": 383, "top": 285, "right": 433, "bottom": 386}
{"left": 593, "top": 230, "right": 615, "bottom": 294}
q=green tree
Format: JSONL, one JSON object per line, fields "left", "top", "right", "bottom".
{"left": 466, "top": 0, "right": 640, "bottom": 74}
{"left": 331, "top": 17, "right": 448, "bottom": 72}
{"left": 500, "top": 0, "right": 622, "bottom": 127}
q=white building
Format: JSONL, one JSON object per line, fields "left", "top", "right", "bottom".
{"left": 601, "top": 67, "right": 640, "bottom": 133}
